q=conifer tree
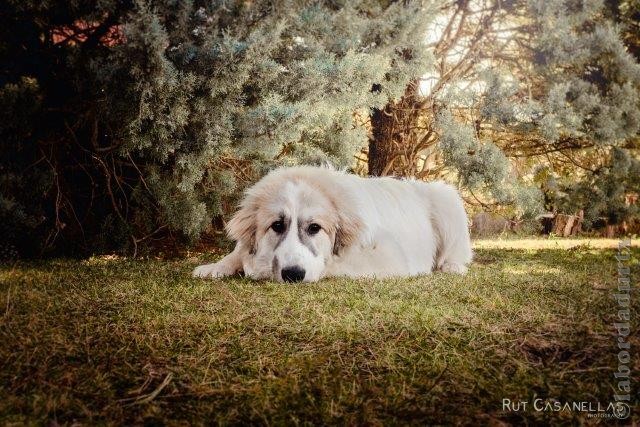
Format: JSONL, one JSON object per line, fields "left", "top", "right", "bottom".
{"left": 368, "top": 0, "right": 640, "bottom": 226}
{"left": 0, "top": 0, "right": 435, "bottom": 256}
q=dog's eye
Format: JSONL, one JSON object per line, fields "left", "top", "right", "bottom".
{"left": 307, "top": 223, "right": 321, "bottom": 235}
{"left": 271, "top": 220, "right": 286, "bottom": 234}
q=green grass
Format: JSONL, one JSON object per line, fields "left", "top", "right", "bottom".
{"left": 1, "top": 238, "right": 638, "bottom": 425}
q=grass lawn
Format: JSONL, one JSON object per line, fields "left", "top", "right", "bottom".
{"left": 1, "top": 238, "right": 638, "bottom": 425}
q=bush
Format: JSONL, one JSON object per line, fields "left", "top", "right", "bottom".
{"left": 0, "top": 0, "right": 434, "bottom": 256}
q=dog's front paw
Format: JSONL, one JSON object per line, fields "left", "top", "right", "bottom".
{"left": 192, "top": 262, "right": 236, "bottom": 279}
{"left": 439, "top": 262, "right": 468, "bottom": 274}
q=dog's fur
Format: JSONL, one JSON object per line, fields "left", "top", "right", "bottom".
{"left": 193, "top": 166, "right": 472, "bottom": 282}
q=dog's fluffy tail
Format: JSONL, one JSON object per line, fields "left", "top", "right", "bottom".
{"left": 422, "top": 181, "right": 473, "bottom": 274}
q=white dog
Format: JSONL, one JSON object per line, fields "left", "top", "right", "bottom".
{"left": 193, "top": 166, "right": 472, "bottom": 282}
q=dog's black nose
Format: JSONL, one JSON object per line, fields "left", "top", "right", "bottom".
{"left": 281, "top": 266, "right": 305, "bottom": 282}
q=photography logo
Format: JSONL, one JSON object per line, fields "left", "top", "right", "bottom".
{"left": 613, "top": 239, "right": 632, "bottom": 418}
{"left": 502, "top": 399, "right": 630, "bottom": 420}
{"left": 612, "top": 402, "right": 630, "bottom": 420}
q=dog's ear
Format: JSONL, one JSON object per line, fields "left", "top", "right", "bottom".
{"left": 226, "top": 204, "right": 257, "bottom": 254}
{"left": 333, "top": 210, "right": 363, "bottom": 256}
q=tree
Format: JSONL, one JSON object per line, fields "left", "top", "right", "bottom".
{"left": 367, "top": 0, "right": 640, "bottom": 226}
{"left": 0, "top": 0, "right": 435, "bottom": 257}
{"left": 368, "top": 0, "right": 503, "bottom": 178}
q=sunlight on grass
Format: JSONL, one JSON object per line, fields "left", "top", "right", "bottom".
{"left": 473, "top": 237, "right": 637, "bottom": 250}
{"left": 501, "top": 265, "right": 565, "bottom": 275}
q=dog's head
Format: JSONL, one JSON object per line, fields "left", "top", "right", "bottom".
{"left": 226, "top": 169, "right": 362, "bottom": 282}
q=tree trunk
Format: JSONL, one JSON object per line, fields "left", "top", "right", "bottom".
{"left": 553, "top": 214, "right": 580, "bottom": 237}
{"left": 570, "top": 210, "right": 584, "bottom": 235}
{"left": 552, "top": 212, "right": 583, "bottom": 236}
{"left": 553, "top": 214, "right": 568, "bottom": 236}
{"left": 563, "top": 215, "right": 575, "bottom": 237}
{"left": 604, "top": 224, "right": 616, "bottom": 238}
{"left": 368, "top": 80, "right": 423, "bottom": 177}
{"left": 368, "top": 106, "right": 395, "bottom": 176}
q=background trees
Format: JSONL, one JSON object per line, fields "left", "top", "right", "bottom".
{"left": 1, "top": 0, "right": 435, "bottom": 256}
{"left": 367, "top": 0, "right": 640, "bottom": 228}
{"left": 1, "top": 0, "right": 638, "bottom": 258}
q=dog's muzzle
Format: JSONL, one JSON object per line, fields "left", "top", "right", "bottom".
{"left": 281, "top": 266, "right": 305, "bottom": 282}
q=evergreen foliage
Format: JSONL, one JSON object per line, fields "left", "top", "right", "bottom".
{"left": 369, "top": 0, "right": 639, "bottom": 226}
{"left": 481, "top": 0, "right": 640, "bottom": 225}
{"left": 0, "top": 0, "right": 434, "bottom": 256}
{"left": 1, "top": 0, "right": 638, "bottom": 257}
